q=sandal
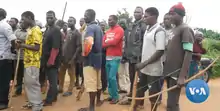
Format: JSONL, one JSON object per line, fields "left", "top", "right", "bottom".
{"left": 78, "top": 107, "right": 89, "bottom": 111}
{"left": 62, "top": 92, "right": 72, "bottom": 97}
{"left": 104, "top": 97, "right": 112, "bottom": 101}
{"left": 109, "top": 99, "right": 119, "bottom": 104}
{"left": 118, "top": 99, "right": 131, "bottom": 105}
{"left": 21, "top": 102, "right": 32, "bottom": 110}
{"left": 96, "top": 100, "right": 104, "bottom": 107}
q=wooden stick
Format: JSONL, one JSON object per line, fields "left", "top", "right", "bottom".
{"left": 128, "top": 71, "right": 138, "bottom": 111}
{"left": 61, "top": 2, "right": 67, "bottom": 21}
{"left": 127, "top": 56, "right": 219, "bottom": 100}
{"left": 152, "top": 90, "right": 161, "bottom": 111}
{"left": 8, "top": 49, "right": 21, "bottom": 110}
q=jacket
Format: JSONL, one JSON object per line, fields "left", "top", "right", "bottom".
{"left": 124, "top": 19, "right": 146, "bottom": 63}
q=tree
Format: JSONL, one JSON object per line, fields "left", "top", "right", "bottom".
{"left": 116, "top": 8, "right": 133, "bottom": 30}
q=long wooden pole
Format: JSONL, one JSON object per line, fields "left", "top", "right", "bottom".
{"left": 129, "top": 71, "right": 138, "bottom": 111}
{"left": 8, "top": 49, "right": 21, "bottom": 110}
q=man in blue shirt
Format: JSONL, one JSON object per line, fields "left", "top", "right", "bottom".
{"left": 78, "top": 9, "right": 103, "bottom": 111}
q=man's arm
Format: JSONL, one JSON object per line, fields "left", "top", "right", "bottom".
{"left": 179, "top": 27, "right": 194, "bottom": 80}
{"left": 20, "top": 29, "right": 41, "bottom": 51}
{"left": 3, "top": 23, "right": 17, "bottom": 48}
{"left": 70, "top": 31, "right": 82, "bottom": 63}
{"left": 136, "top": 31, "right": 166, "bottom": 70}
{"left": 103, "top": 28, "right": 124, "bottom": 47}
{"left": 83, "top": 26, "right": 94, "bottom": 56}
{"left": 140, "top": 22, "right": 147, "bottom": 38}
{"left": 48, "top": 28, "right": 62, "bottom": 65}
{"left": 102, "top": 33, "right": 107, "bottom": 48}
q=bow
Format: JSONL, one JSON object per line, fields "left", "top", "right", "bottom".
{"left": 126, "top": 56, "right": 219, "bottom": 111}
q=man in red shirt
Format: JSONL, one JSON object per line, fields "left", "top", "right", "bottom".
{"left": 103, "top": 15, "right": 124, "bottom": 104}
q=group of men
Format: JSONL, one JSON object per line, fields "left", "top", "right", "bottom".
{"left": 0, "top": 2, "right": 206, "bottom": 111}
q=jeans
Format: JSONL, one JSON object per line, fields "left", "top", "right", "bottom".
{"left": 106, "top": 59, "right": 120, "bottom": 100}
{"left": 45, "top": 67, "right": 58, "bottom": 103}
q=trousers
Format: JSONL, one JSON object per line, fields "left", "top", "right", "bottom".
{"left": 106, "top": 59, "right": 120, "bottom": 100}
{"left": 24, "top": 66, "right": 43, "bottom": 111}
{"left": 118, "top": 62, "right": 130, "bottom": 91}
{"left": 166, "top": 77, "right": 181, "bottom": 111}
{"left": 0, "top": 60, "right": 13, "bottom": 105}
{"left": 59, "top": 64, "right": 76, "bottom": 92}
{"left": 45, "top": 67, "right": 58, "bottom": 103}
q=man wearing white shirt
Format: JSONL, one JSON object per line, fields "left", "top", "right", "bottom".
{"left": 0, "top": 8, "right": 17, "bottom": 110}
{"left": 134, "top": 7, "right": 166, "bottom": 111}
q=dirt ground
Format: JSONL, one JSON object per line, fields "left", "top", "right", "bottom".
{"left": 4, "top": 78, "right": 220, "bottom": 111}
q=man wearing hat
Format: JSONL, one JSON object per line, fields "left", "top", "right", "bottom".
{"left": 163, "top": 3, "right": 194, "bottom": 111}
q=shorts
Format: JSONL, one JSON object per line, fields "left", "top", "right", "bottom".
{"left": 83, "top": 66, "right": 102, "bottom": 92}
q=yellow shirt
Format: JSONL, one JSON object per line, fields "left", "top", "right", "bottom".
{"left": 24, "top": 26, "right": 42, "bottom": 68}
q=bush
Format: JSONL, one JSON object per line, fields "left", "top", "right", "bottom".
{"left": 202, "top": 38, "right": 220, "bottom": 78}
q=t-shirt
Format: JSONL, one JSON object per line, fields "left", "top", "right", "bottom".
{"left": 140, "top": 23, "right": 166, "bottom": 76}
{"left": 24, "top": 26, "right": 42, "bottom": 68}
{"left": 163, "top": 24, "right": 194, "bottom": 78}
{"left": 192, "top": 42, "right": 206, "bottom": 61}
{"left": 62, "top": 29, "right": 81, "bottom": 64}
{"left": 83, "top": 21, "right": 103, "bottom": 69}
{"left": 42, "top": 26, "right": 62, "bottom": 68}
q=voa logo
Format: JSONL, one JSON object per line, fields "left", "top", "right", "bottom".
{"left": 189, "top": 87, "right": 207, "bottom": 95}
{"left": 185, "top": 79, "right": 210, "bottom": 103}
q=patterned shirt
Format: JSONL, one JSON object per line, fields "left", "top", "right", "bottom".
{"left": 24, "top": 26, "right": 42, "bottom": 68}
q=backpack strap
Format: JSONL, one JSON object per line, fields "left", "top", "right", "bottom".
{"left": 154, "top": 26, "right": 165, "bottom": 42}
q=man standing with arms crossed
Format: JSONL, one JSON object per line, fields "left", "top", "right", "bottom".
{"left": 42, "top": 11, "right": 62, "bottom": 106}
{"left": 79, "top": 9, "right": 103, "bottom": 111}
{"left": 103, "top": 15, "right": 124, "bottom": 104}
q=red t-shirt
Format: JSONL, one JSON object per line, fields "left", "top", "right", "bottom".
{"left": 193, "top": 42, "right": 206, "bottom": 61}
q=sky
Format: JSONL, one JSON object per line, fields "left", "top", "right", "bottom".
{"left": 1, "top": 0, "right": 219, "bottom": 32}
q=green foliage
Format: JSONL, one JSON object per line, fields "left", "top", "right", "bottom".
{"left": 116, "top": 8, "right": 133, "bottom": 30}
{"left": 199, "top": 28, "right": 220, "bottom": 40}
{"left": 116, "top": 8, "right": 133, "bottom": 24}
{"left": 202, "top": 38, "right": 220, "bottom": 78}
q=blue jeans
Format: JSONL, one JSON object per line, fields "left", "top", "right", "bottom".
{"left": 106, "top": 59, "right": 120, "bottom": 100}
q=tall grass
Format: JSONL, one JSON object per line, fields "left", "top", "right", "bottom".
{"left": 202, "top": 38, "right": 220, "bottom": 78}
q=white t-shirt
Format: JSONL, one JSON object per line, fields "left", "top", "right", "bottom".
{"left": 140, "top": 23, "right": 166, "bottom": 76}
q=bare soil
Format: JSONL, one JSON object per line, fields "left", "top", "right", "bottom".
{"left": 4, "top": 78, "right": 220, "bottom": 111}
